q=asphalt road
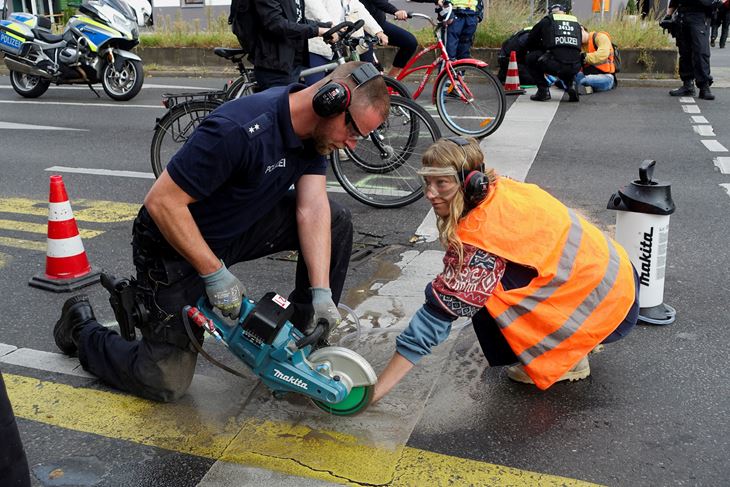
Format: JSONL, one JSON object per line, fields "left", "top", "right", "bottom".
{"left": 0, "top": 69, "right": 729, "bottom": 487}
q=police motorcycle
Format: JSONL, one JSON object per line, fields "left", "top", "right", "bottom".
{"left": 0, "top": 0, "right": 143, "bottom": 100}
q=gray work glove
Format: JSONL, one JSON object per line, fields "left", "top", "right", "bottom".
{"left": 310, "top": 287, "right": 340, "bottom": 336}
{"left": 200, "top": 261, "right": 245, "bottom": 318}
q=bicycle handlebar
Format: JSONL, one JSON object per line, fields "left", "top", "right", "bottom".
{"left": 322, "top": 19, "right": 365, "bottom": 43}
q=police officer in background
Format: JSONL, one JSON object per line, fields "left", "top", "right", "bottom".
{"left": 525, "top": 1, "right": 582, "bottom": 102}
{"left": 666, "top": 0, "right": 717, "bottom": 100}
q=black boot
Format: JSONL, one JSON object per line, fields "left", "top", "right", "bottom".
{"left": 54, "top": 295, "right": 96, "bottom": 356}
{"left": 698, "top": 86, "right": 715, "bottom": 100}
{"left": 530, "top": 88, "right": 551, "bottom": 101}
{"left": 567, "top": 80, "right": 580, "bottom": 102}
{"left": 669, "top": 80, "right": 696, "bottom": 96}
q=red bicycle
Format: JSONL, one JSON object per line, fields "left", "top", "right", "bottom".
{"left": 395, "top": 8, "right": 506, "bottom": 138}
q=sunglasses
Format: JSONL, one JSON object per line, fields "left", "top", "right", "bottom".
{"left": 344, "top": 109, "right": 370, "bottom": 140}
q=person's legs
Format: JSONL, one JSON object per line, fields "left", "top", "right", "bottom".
{"left": 688, "top": 13, "right": 712, "bottom": 90}
{"left": 526, "top": 51, "right": 551, "bottom": 100}
{"left": 581, "top": 73, "right": 615, "bottom": 91}
{"left": 720, "top": 10, "right": 730, "bottom": 48}
{"left": 455, "top": 14, "right": 478, "bottom": 60}
{"left": 253, "top": 67, "right": 300, "bottom": 90}
{"left": 0, "top": 371, "right": 30, "bottom": 487}
{"left": 383, "top": 21, "right": 418, "bottom": 71}
{"left": 222, "top": 192, "right": 353, "bottom": 332}
{"left": 445, "top": 16, "right": 465, "bottom": 60}
{"left": 472, "top": 308, "right": 517, "bottom": 366}
{"left": 303, "top": 53, "right": 332, "bottom": 86}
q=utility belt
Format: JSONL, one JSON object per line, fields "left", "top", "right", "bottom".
{"left": 102, "top": 208, "right": 204, "bottom": 351}
{"left": 453, "top": 8, "right": 477, "bottom": 16}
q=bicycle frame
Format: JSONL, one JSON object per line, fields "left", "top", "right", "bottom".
{"left": 396, "top": 13, "right": 488, "bottom": 104}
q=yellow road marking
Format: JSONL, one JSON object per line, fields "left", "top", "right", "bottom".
{"left": 0, "top": 236, "right": 47, "bottom": 252}
{"left": 0, "top": 198, "right": 139, "bottom": 222}
{"left": 0, "top": 219, "right": 103, "bottom": 239}
{"left": 6, "top": 374, "right": 599, "bottom": 486}
{"left": 0, "top": 251, "right": 9, "bottom": 269}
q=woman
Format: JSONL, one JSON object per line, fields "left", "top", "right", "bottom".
{"left": 359, "top": 0, "right": 419, "bottom": 77}
{"left": 372, "top": 137, "right": 640, "bottom": 403}
{"left": 304, "top": 0, "right": 388, "bottom": 85}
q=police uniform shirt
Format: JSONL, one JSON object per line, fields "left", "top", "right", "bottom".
{"left": 166, "top": 84, "right": 327, "bottom": 251}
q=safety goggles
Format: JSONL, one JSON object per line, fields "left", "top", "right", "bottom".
{"left": 345, "top": 109, "right": 371, "bottom": 140}
{"left": 418, "top": 166, "right": 460, "bottom": 198}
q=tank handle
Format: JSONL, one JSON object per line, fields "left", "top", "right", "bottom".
{"left": 639, "top": 160, "right": 656, "bottom": 185}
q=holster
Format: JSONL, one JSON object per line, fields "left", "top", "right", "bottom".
{"left": 101, "top": 273, "right": 149, "bottom": 342}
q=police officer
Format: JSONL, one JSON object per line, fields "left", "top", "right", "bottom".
{"left": 0, "top": 370, "right": 31, "bottom": 487}
{"left": 525, "top": 1, "right": 582, "bottom": 102}
{"left": 667, "top": 0, "right": 716, "bottom": 100}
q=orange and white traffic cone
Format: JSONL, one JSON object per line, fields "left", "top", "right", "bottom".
{"left": 504, "top": 50, "right": 526, "bottom": 95}
{"left": 29, "top": 175, "right": 101, "bottom": 292}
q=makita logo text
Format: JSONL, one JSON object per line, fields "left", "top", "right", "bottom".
{"left": 265, "top": 158, "right": 286, "bottom": 174}
{"left": 638, "top": 227, "right": 654, "bottom": 286}
{"left": 273, "top": 369, "right": 308, "bottom": 390}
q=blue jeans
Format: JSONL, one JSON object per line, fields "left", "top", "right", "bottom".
{"left": 445, "top": 11, "right": 478, "bottom": 60}
{"left": 576, "top": 71, "right": 615, "bottom": 91}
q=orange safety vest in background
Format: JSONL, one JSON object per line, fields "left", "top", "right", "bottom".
{"left": 587, "top": 31, "right": 616, "bottom": 74}
{"left": 457, "top": 177, "right": 635, "bottom": 390}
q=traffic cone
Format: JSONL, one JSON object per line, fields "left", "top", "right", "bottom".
{"left": 29, "top": 175, "right": 101, "bottom": 292}
{"left": 504, "top": 50, "right": 526, "bottom": 95}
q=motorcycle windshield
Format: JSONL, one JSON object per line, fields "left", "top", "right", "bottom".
{"left": 100, "top": 0, "right": 136, "bottom": 22}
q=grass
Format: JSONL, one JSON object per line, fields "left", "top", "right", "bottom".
{"left": 139, "top": 1, "right": 674, "bottom": 50}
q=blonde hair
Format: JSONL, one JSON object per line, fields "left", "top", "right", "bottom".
{"left": 421, "top": 137, "right": 497, "bottom": 267}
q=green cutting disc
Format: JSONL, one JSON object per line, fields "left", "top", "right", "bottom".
{"left": 311, "top": 385, "right": 374, "bottom": 416}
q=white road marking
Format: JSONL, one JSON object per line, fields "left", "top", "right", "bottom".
{"left": 693, "top": 125, "right": 715, "bottom": 136}
{"left": 691, "top": 116, "right": 708, "bottom": 123}
{"left": 701, "top": 140, "right": 728, "bottom": 152}
{"left": 0, "top": 83, "right": 214, "bottom": 91}
{"left": 682, "top": 105, "right": 701, "bottom": 113}
{"left": 720, "top": 183, "right": 730, "bottom": 196}
{"left": 0, "top": 121, "right": 87, "bottom": 131}
{"left": 713, "top": 157, "right": 730, "bottom": 173}
{"left": 678, "top": 97, "right": 695, "bottom": 103}
{"left": 0, "top": 100, "right": 162, "bottom": 109}
{"left": 46, "top": 166, "right": 156, "bottom": 179}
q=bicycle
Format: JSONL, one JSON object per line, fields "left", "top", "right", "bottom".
{"left": 392, "top": 7, "right": 506, "bottom": 139}
{"left": 150, "top": 21, "right": 437, "bottom": 209}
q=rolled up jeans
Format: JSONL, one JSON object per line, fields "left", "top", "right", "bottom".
{"left": 575, "top": 71, "right": 614, "bottom": 92}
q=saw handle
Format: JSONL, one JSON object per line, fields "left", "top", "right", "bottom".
{"left": 295, "top": 319, "right": 327, "bottom": 349}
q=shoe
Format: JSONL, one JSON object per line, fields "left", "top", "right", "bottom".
{"left": 669, "top": 82, "right": 696, "bottom": 97}
{"left": 699, "top": 86, "right": 715, "bottom": 100}
{"left": 721, "top": 44, "right": 726, "bottom": 49}
{"left": 711, "top": 40, "right": 716, "bottom": 47}
{"left": 567, "top": 81, "right": 579, "bottom": 102}
{"left": 507, "top": 356, "right": 590, "bottom": 384}
{"left": 530, "top": 89, "right": 551, "bottom": 101}
{"left": 54, "top": 295, "right": 96, "bottom": 356}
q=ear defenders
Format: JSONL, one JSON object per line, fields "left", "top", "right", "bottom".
{"left": 444, "top": 136, "right": 489, "bottom": 209}
{"left": 312, "top": 63, "right": 382, "bottom": 118}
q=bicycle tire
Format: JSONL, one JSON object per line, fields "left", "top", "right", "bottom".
{"left": 435, "top": 64, "right": 506, "bottom": 138}
{"left": 330, "top": 96, "right": 441, "bottom": 209}
{"left": 225, "top": 73, "right": 257, "bottom": 101}
{"left": 150, "top": 99, "right": 223, "bottom": 177}
{"left": 384, "top": 75, "right": 411, "bottom": 98}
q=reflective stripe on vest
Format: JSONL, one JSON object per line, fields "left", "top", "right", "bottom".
{"left": 588, "top": 31, "right": 615, "bottom": 74}
{"left": 457, "top": 177, "right": 635, "bottom": 390}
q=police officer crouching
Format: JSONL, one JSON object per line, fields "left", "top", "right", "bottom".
{"left": 525, "top": 1, "right": 582, "bottom": 102}
{"left": 666, "top": 0, "right": 717, "bottom": 100}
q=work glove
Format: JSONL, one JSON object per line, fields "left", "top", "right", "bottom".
{"left": 310, "top": 287, "right": 340, "bottom": 337}
{"left": 200, "top": 260, "right": 245, "bottom": 318}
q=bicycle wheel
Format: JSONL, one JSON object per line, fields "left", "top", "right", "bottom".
{"left": 225, "top": 73, "right": 257, "bottom": 100}
{"left": 435, "top": 64, "right": 506, "bottom": 138}
{"left": 384, "top": 75, "right": 411, "bottom": 98}
{"left": 331, "top": 96, "right": 441, "bottom": 209}
{"left": 150, "top": 100, "right": 223, "bottom": 177}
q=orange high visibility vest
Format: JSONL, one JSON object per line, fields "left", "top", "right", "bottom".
{"left": 587, "top": 31, "right": 616, "bottom": 74}
{"left": 457, "top": 178, "right": 635, "bottom": 389}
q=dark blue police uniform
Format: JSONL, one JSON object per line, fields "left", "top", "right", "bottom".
{"left": 76, "top": 85, "right": 354, "bottom": 402}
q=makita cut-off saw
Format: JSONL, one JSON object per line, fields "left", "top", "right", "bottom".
{"left": 184, "top": 292, "right": 377, "bottom": 416}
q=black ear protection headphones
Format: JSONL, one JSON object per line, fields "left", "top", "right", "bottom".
{"left": 444, "top": 136, "right": 489, "bottom": 209}
{"left": 312, "top": 63, "right": 382, "bottom": 118}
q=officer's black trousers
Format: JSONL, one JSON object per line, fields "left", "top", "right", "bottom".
{"left": 0, "top": 371, "right": 31, "bottom": 487}
{"left": 525, "top": 50, "right": 581, "bottom": 90}
{"left": 77, "top": 192, "right": 353, "bottom": 402}
{"left": 677, "top": 11, "right": 712, "bottom": 87}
